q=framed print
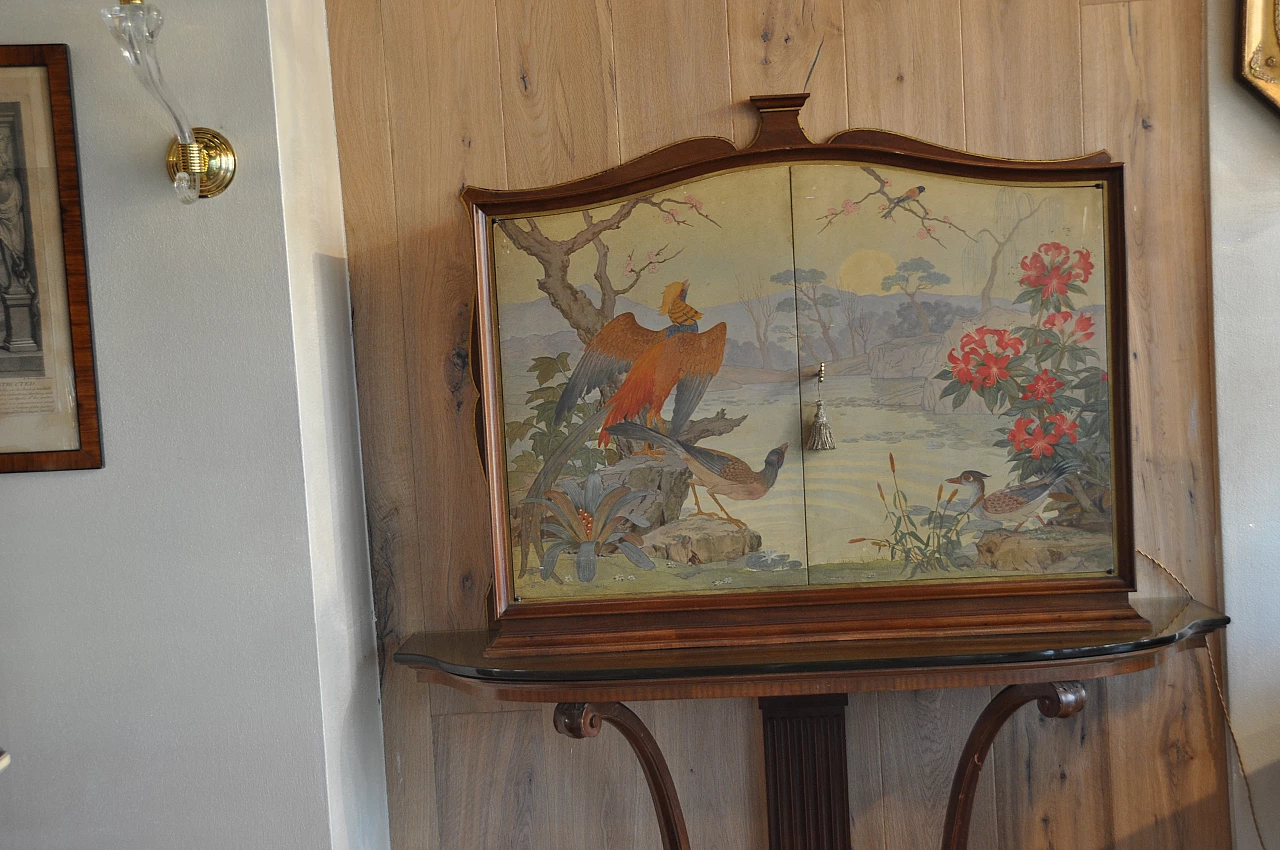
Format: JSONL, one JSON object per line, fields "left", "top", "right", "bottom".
{"left": 0, "top": 45, "right": 101, "bottom": 472}
{"left": 464, "top": 95, "right": 1141, "bottom": 656}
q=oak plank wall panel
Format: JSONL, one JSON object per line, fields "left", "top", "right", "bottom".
{"left": 727, "top": 0, "right": 850, "bottom": 145}
{"left": 844, "top": 0, "right": 967, "bottom": 149}
{"left": 539, "top": 702, "right": 654, "bottom": 850}
{"left": 434, "top": 711, "right": 548, "bottom": 850}
{"left": 992, "top": 678, "right": 1117, "bottom": 850}
{"left": 495, "top": 0, "right": 621, "bottom": 185}
{"left": 846, "top": 694, "right": 888, "bottom": 850}
{"left": 1081, "top": 0, "right": 1219, "bottom": 603}
{"left": 380, "top": 0, "right": 506, "bottom": 634}
{"left": 325, "top": 1, "right": 1231, "bottom": 848}
{"left": 877, "top": 688, "right": 1000, "bottom": 849}
{"left": 611, "top": 0, "right": 735, "bottom": 158}
{"left": 1081, "top": 3, "right": 1229, "bottom": 847}
{"left": 324, "top": 0, "right": 437, "bottom": 847}
{"left": 960, "top": 0, "right": 1086, "bottom": 158}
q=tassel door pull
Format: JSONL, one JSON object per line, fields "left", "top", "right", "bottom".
{"left": 806, "top": 362, "right": 836, "bottom": 451}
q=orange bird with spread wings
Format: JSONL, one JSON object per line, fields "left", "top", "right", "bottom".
{"left": 554, "top": 280, "right": 727, "bottom": 446}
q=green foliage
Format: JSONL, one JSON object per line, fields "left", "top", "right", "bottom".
{"left": 525, "top": 472, "right": 655, "bottom": 582}
{"left": 505, "top": 353, "right": 619, "bottom": 499}
{"left": 881, "top": 257, "right": 950, "bottom": 293}
{"left": 934, "top": 242, "right": 1111, "bottom": 516}
{"left": 855, "top": 454, "right": 971, "bottom": 576}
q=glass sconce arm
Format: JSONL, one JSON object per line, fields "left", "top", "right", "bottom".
{"left": 102, "top": 2, "right": 202, "bottom": 202}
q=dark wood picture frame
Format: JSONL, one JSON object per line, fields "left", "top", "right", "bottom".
{"left": 0, "top": 45, "right": 101, "bottom": 473}
{"left": 464, "top": 94, "right": 1141, "bottom": 657}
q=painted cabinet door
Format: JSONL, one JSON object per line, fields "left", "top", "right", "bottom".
{"left": 489, "top": 165, "right": 810, "bottom": 601}
{"left": 789, "top": 162, "right": 1120, "bottom": 585}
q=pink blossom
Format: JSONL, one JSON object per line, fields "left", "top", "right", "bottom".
{"left": 828, "top": 207, "right": 839, "bottom": 215}
{"left": 917, "top": 229, "right": 928, "bottom": 239}
{"left": 662, "top": 213, "right": 674, "bottom": 224}
{"left": 850, "top": 203, "right": 861, "bottom": 212}
{"left": 842, "top": 199, "right": 855, "bottom": 213}
{"left": 884, "top": 180, "right": 893, "bottom": 187}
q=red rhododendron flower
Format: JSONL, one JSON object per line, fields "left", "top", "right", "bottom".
{"left": 992, "top": 328, "right": 1025, "bottom": 355}
{"left": 1021, "top": 369, "right": 1065, "bottom": 404}
{"left": 1047, "top": 412, "right": 1079, "bottom": 444}
{"left": 1009, "top": 417, "right": 1036, "bottom": 451}
{"left": 975, "top": 351, "right": 1011, "bottom": 387}
{"left": 1043, "top": 310, "right": 1073, "bottom": 330}
{"left": 1019, "top": 252, "right": 1047, "bottom": 288}
{"left": 961, "top": 326, "right": 992, "bottom": 350}
{"left": 1025, "top": 425, "right": 1059, "bottom": 459}
{"left": 963, "top": 327, "right": 989, "bottom": 350}
{"left": 948, "top": 348, "right": 978, "bottom": 389}
{"left": 1019, "top": 243, "right": 1095, "bottom": 300}
{"left": 1072, "top": 249, "right": 1093, "bottom": 281}
{"left": 1074, "top": 313, "right": 1094, "bottom": 342}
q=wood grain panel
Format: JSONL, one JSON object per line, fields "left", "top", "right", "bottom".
{"left": 539, "top": 702, "right": 653, "bottom": 850}
{"left": 380, "top": 0, "right": 506, "bottom": 631}
{"left": 612, "top": 0, "right": 735, "bottom": 158}
{"left": 961, "top": 0, "right": 1085, "bottom": 158}
{"left": 648, "top": 698, "right": 769, "bottom": 850}
{"left": 728, "top": 0, "right": 849, "bottom": 145}
{"left": 993, "top": 679, "right": 1116, "bottom": 850}
{"left": 844, "top": 0, "right": 966, "bottom": 149}
{"left": 1081, "top": 0, "right": 1219, "bottom": 603}
{"left": 876, "top": 688, "right": 998, "bottom": 850}
{"left": 433, "top": 710, "right": 547, "bottom": 850}
{"left": 1104, "top": 652, "right": 1230, "bottom": 849}
{"left": 846, "top": 693, "right": 887, "bottom": 850}
{"left": 495, "top": 0, "right": 621, "bottom": 185}
{"left": 324, "top": 1, "right": 437, "bottom": 847}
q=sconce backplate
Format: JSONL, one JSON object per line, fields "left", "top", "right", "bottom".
{"left": 166, "top": 127, "right": 236, "bottom": 198}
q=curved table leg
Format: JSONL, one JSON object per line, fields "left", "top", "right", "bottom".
{"left": 941, "top": 681, "right": 1087, "bottom": 850}
{"left": 554, "top": 702, "right": 691, "bottom": 850}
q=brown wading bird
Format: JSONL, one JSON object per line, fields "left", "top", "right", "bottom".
{"left": 554, "top": 280, "right": 727, "bottom": 452}
{"left": 946, "top": 461, "right": 1077, "bottom": 530}
{"left": 606, "top": 421, "right": 787, "bottom": 529}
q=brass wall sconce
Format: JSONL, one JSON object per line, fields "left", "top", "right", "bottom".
{"left": 102, "top": 0, "right": 236, "bottom": 202}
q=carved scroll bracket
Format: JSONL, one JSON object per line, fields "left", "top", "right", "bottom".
{"left": 553, "top": 701, "right": 691, "bottom": 850}
{"left": 941, "top": 681, "right": 1088, "bottom": 850}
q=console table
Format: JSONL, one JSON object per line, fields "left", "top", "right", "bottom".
{"left": 395, "top": 597, "right": 1226, "bottom": 850}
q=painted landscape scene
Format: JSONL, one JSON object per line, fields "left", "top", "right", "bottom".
{"left": 488, "top": 163, "right": 1119, "bottom": 602}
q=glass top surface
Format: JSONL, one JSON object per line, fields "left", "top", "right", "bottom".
{"left": 393, "top": 597, "right": 1226, "bottom": 684}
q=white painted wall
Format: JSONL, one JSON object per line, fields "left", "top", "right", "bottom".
{"left": 0, "top": 1, "right": 389, "bottom": 848}
{"left": 1207, "top": 0, "right": 1280, "bottom": 847}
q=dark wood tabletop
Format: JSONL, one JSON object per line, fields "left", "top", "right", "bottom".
{"left": 394, "top": 596, "right": 1226, "bottom": 703}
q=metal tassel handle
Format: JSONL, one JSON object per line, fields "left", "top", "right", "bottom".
{"left": 806, "top": 363, "right": 836, "bottom": 451}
